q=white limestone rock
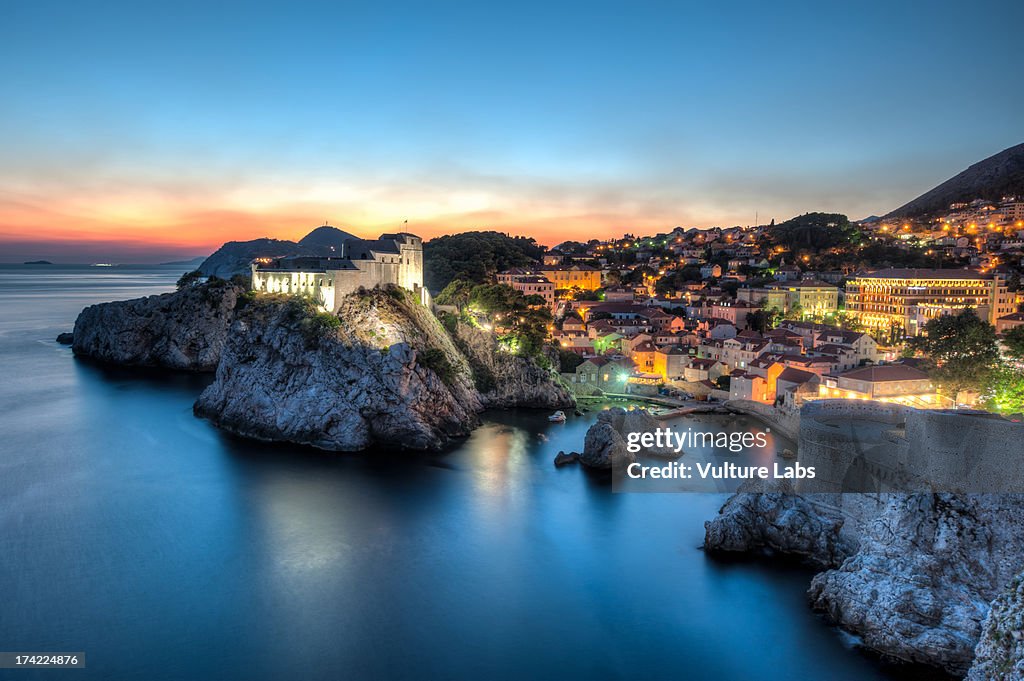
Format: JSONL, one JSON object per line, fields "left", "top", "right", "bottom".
{"left": 808, "top": 493, "right": 1024, "bottom": 676}
{"left": 194, "top": 287, "right": 483, "bottom": 451}
{"left": 703, "top": 481, "right": 858, "bottom": 570}
{"left": 577, "top": 407, "right": 673, "bottom": 469}
{"left": 72, "top": 280, "right": 245, "bottom": 372}
{"left": 968, "top": 573, "right": 1024, "bottom": 680}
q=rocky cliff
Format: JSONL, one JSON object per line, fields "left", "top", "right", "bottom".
{"left": 808, "top": 494, "right": 1024, "bottom": 676}
{"left": 703, "top": 481, "right": 857, "bottom": 570}
{"left": 194, "top": 288, "right": 484, "bottom": 451}
{"left": 969, "top": 573, "right": 1024, "bottom": 680}
{"left": 452, "top": 322, "right": 574, "bottom": 409}
{"left": 72, "top": 280, "right": 246, "bottom": 371}
{"left": 70, "top": 278, "right": 573, "bottom": 451}
{"left": 705, "top": 489, "right": 1024, "bottom": 676}
{"left": 191, "top": 286, "right": 573, "bottom": 452}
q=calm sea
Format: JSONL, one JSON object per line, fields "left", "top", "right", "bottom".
{"left": 0, "top": 265, "right": 917, "bottom": 680}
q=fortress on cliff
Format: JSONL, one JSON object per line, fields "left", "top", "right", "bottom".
{"left": 251, "top": 233, "right": 427, "bottom": 312}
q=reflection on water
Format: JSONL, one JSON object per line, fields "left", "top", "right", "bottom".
{"left": 0, "top": 266, "right": 921, "bottom": 680}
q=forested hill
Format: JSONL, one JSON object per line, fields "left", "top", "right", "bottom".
{"left": 423, "top": 231, "right": 543, "bottom": 291}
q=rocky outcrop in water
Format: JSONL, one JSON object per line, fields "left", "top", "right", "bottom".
{"left": 703, "top": 401, "right": 1024, "bottom": 676}
{"left": 194, "top": 288, "right": 482, "bottom": 451}
{"left": 703, "top": 481, "right": 857, "bottom": 570}
{"left": 572, "top": 407, "right": 675, "bottom": 469}
{"left": 705, "top": 488, "right": 1024, "bottom": 676}
{"left": 968, "top": 573, "right": 1024, "bottom": 680}
{"left": 808, "top": 494, "right": 1024, "bottom": 676}
{"left": 71, "top": 277, "right": 571, "bottom": 451}
{"left": 72, "top": 280, "right": 246, "bottom": 371}
{"left": 192, "top": 286, "right": 573, "bottom": 452}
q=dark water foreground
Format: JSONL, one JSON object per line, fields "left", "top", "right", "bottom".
{"left": 0, "top": 266, "right": 917, "bottom": 680}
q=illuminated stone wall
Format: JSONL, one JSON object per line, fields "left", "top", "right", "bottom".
{"left": 795, "top": 400, "right": 1024, "bottom": 494}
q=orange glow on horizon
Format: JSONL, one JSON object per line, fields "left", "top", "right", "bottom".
{"left": 0, "top": 193, "right": 713, "bottom": 256}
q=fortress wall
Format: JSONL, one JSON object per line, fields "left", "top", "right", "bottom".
{"left": 795, "top": 400, "right": 1024, "bottom": 494}
{"left": 903, "top": 410, "right": 1024, "bottom": 493}
{"left": 252, "top": 234, "right": 425, "bottom": 313}
{"left": 796, "top": 401, "right": 910, "bottom": 494}
{"left": 724, "top": 399, "right": 801, "bottom": 441}
{"left": 331, "top": 261, "right": 401, "bottom": 304}
{"left": 802, "top": 399, "right": 910, "bottom": 423}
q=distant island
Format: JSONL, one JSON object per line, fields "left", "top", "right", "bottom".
{"left": 23, "top": 260, "right": 53, "bottom": 265}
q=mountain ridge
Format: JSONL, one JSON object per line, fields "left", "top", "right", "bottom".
{"left": 197, "top": 226, "right": 362, "bottom": 279}
{"left": 885, "top": 143, "right": 1024, "bottom": 218}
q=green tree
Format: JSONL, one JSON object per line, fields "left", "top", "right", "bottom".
{"left": 1007, "top": 271, "right": 1021, "bottom": 293}
{"left": 909, "top": 309, "right": 1000, "bottom": 396}
{"left": 435, "top": 278, "right": 474, "bottom": 309}
{"left": 468, "top": 283, "right": 521, "bottom": 315}
{"left": 423, "top": 231, "right": 544, "bottom": 290}
{"left": 1003, "top": 325, "right": 1024, "bottom": 361}
{"left": 746, "top": 306, "right": 782, "bottom": 333}
{"left": 467, "top": 283, "right": 552, "bottom": 358}
{"left": 558, "top": 349, "right": 585, "bottom": 373}
{"left": 574, "top": 288, "right": 602, "bottom": 301}
{"left": 782, "top": 302, "right": 804, "bottom": 321}
{"left": 831, "top": 311, "right": 864, "bottom": 332}
{"left": 981, "top": 365, "right": 1024, "bottom": 415}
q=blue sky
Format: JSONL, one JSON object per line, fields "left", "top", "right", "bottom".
{"left": 1, "top": 0, "right": 1022, "bottom": 260}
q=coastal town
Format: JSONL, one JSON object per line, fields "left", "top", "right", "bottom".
{"left": 238, "top": 196, "right": 1024, "bottom": 418}
{"left": 277, "top": 198, "right": 1016, "bottom": 418}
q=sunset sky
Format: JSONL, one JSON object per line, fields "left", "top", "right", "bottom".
{"left": 2, "top": 0, "right": 1022, "bottom": 262}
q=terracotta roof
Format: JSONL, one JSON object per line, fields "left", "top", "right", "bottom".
{"left": 587, "top": 302, "right": 646, "bottom": 314}
{"left": 816, "top": 343, "right": 856, "bottom": 354}
{"left": 764, "top": 329, "right": 802, "bottom": 340}
{"left": 776, "top": 367, "right": 819, "bottom": 384}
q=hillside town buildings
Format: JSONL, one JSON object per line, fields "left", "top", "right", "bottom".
{"left": 531, "top": 209, "right": 1022, "bottom": 405}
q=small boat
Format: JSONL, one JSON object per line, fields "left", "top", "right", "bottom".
{"left": 548, "top": 410, "right": 567, "bottom": 422}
